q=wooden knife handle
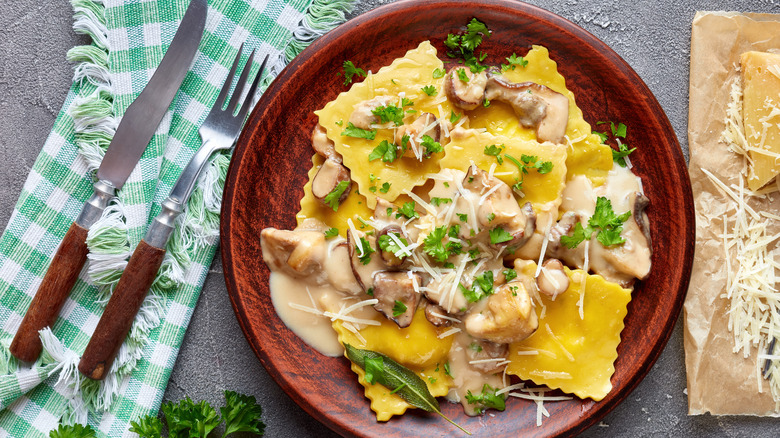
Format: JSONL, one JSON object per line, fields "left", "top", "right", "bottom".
{"left": 79, "top": 240, "right": 166, "bottom": 380}
{"left": 10, "top": 222, "right": 90, "bottom": 362}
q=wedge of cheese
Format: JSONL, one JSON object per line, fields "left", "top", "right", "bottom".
{"left": 741, "top": 51, "right": 780, "bottom": 190}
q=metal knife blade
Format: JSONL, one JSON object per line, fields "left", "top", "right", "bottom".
{"left": 97, "top": 0, "right": 207, "bottom": 189}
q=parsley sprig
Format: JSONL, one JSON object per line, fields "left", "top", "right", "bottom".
{"left": 594, "top": 121, "right": 636, "bottom": 167}
{"left": 501, "top": 53, "right": 528, "bottom": 71}
{"left": 560, "top": 196, "right": 632, "bottom": 248}
{"left": 341, "top": 60, "right": 366, "bottom": 86}
{"left": 323, "top": 180, "right": 349, "bottom": 211}
{"left": 465, "top": 384, "right": 506, "bottom": 414}
{"left": 458, "top": 271, "right": 494, "bottom": 302}
{"left": 341, "top": 122, "right": 376, "bottom": 139}
{"left": 444, "top": 18, "right": 491, "bottom": 73}
{"left": 423, "top": 226, "right": 463, "bottom": 263}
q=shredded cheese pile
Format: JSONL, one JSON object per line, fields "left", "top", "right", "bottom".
{"left": 711, "top": 78, "right": 780, "bottom": 404}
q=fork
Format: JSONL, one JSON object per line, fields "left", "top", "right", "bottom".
{"left": 78, "top": 46, "right": 267, "bottom": 380}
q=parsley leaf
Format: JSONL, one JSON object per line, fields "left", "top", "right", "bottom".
{"left": 379, "top": 182, "right": 391, "bottom": 193}
{"left": 503, "top": 269, "right": 517, "bottom": 281}
{"left": 593, "top": 130, "right": 609, "bottom": 143}
{"left": 489, "top": 227, "right": 513, "bottom": 244}
{"left": 483, "top": 144, "right": 505, "bottom": 164}
{"left": 392, "top": 300, "right": 408, "bottom": 317}
{"left": 444, "top": 18, "right": 491, "bottom": 73}
{"left": 341, "top": 122, "right": 376, "bottom": 139}
{"left": 561, "top": 197, "right": 632, "bottom": 248}
{"left": 372, "top": 104, "right": 405, "bottom": 126}
{"left": 221, "top": 390, "right": 266, "bottom": 436}
{"left": 456, "top": 68, "right": 469, "bottom": 82}
{"left": 378, "top": 232, "right": 408, "bottom": 255}
{"left": 357, "top": 237, "right": 375, "bottom": 265}
{"left": 458, "top": 270, "right": 494, "bottom": 302}
{"left": 431, "top": 197, "right": 452, "bottom": 207}
{"left": 341, "top": 60, "right": 366, "bottom": 86}
{"left": 612, "top": 141, "right": 637, "bottom": 168}
{"left": 324, "top": 228, "right": 339, "bottom": 238}
{"left": 457, "top": 213, "right": 468, "bottom": 222}
{"left": 449, "top": 110, "right": 462, "bottom": 124}
{"left": 423, "top": 226, "right": 449, "bottom": 262}
{"left": 396, "top": 201, "right": 419, "bottom": 219}
{"left": 465, "top": 384, "right": 506, "bottom": 414}
{"left": 368, "top": 140, "right": 398, "bottom": 163}
{"left": 421, "top": 135, "right": 443, "bottom": 155}
{"left": 323, "top": 180, "right": 350, "bottom": 211}
{"left": 501, "top": 53, "right": 528, "bottom": 71}
{"left": 433, "top": 67, "right": 446, "bottom": 78}
{"left": 421, "top": 85, "right": 437, "bottom": 96}
{"left": 597, "top": 121, "right": 628, "bottom": 138}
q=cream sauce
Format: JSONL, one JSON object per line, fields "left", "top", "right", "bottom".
{"left": 445, "top": 331, "right": 505, "bottom": 415}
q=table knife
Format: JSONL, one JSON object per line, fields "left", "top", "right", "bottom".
{"left": 9, "top": 0, "right": 207, "bottom": 362}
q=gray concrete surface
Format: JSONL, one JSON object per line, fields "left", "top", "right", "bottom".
{"left": 1, "top": 0, "right": 779, "bottom": 437}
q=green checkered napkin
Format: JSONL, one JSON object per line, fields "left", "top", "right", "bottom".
{"left": 0, "top": 0, "right": 353, "bottom": 436}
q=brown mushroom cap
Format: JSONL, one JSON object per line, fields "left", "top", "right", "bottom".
{"left": 423, "top": 300, "right": 453, "bottom": 327}
{"left": 372, "top": 271, "right": 422, "bottom": 328}
{"left": 484, "top": 76, "right": 569, "bottom": 144}
{"left": 633, "top": 192, "right": 652, "bottom": 254}
{"left": 445, "top": 67, "right": 488, "bottom": 110}
{"left": 311, "top": 158, "right": 351, "bottom": 206}
{"left": 310, "top": 124, "right": 341, "bottom": 162}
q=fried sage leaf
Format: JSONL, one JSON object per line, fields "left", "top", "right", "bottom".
{"left": 344, "top": 343, "right": 470, "bottom": 434}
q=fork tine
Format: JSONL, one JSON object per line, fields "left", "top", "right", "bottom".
{"left": 236, "top": 55, "right": 268, "bottom": 121}
{"left": 227, "top": 49, "right": 256, "bottom": 114}
{"left": 214, "top": 43, "right": 244, "bottom": 110}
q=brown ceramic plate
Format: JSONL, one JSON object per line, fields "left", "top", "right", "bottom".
{"left": 221, "top": 0, "right": 694, "bottom": 436}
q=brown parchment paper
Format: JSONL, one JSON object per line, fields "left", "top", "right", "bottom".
{"left": 685, "top": 11, "right": 780, "bottom": 416}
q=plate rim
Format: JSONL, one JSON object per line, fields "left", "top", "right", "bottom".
{"left": 221, "top": 0, "right": 695, "bottom": 436}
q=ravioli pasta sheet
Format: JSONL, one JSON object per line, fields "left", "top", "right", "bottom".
{"left": 686, "top": 11, "right": 780, "bottom": 416}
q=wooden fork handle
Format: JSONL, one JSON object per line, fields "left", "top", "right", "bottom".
{"left": 10, "top": 223, "right": 90, "bottom": 362}
{"left": 79, "top": 240, "right": 165, "bottom": 380}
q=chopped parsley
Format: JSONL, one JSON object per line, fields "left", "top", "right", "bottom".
{"left": 421, "top": 85, "right": 437, "bottom": 96}
{"left": 468, "top": 248, "right": 481, "bottom": 259}
{"left": 341, "top": 122, "right": 376, "bottom": 139}
{"left": 465, "top": 384, "right": 506, "bottom": 414}
{"left": 444, "top": 18, "right": 491, "bottom": 73}
{"left": 560, "top": 196, "right": 632, "bottom": 248}
{"left": 459, "top": 270, "right": 494, "bottom": 302}
{"left": 368, "top": 140, "right": 398, "bottom": 163}
{"left": 421, "top": 135, "right": 443, "bottom": 155}
{"left": 483, "top": 144, "right": 505, "bottom": 164}
{"left": 323, "top": 180, "right": 349, "bottom": 211}
{"left": 483, "top": 99, "right": 491, "bottom": 107}
{"left": 357, "top": 237, "right": 375, "bottom": 265}
{"left": 612, "top": 141, "right": 637, "bottom": 168}
{"left": 379, "top": 182, "right": 391, "bottom": 193}
{"left": 486, "top": 212, "right": 496, "bottom": 222}
{"left": 432, "top": 67, "right": 446, "bottom": 79}
{"left": 444, "top": 362, "right": 452, "bottom": 377}
{"left": 456, "top": 68, "right": 470, "bottom": 83}
{"left": 392, "top": 300, "right": 408, "bottom": 317}
{"left": 503, "top": 268, "right": 517, "bottom": 281}
{"left": 341, "top": 60, "right": 366, "bottom": 86}
{"left": 378, "top": 232, "right": 408, "bottom": 255}
{"left": 369, "top": 173, "right": 378, "bottom": 182}
{"left": 372, "top": 104, "right": 405, "bottom": 126}
{"left": 468, "top": 342, "right": 483, "bottom": 353}
{"left": 457, "top": 213, "right": 468, "bottom": 222}
{"left": 430, "top": 197, "right": 452, "bottom": 207}
{"left": 395, "top": 201, "right": 419, "bottom": 219}
{"left": 423, "top": 226, "right": 462, "bottom": 262}
{"left": 501, "top": 53, "right": 528, "bottom": 71}
{"left": 489, "top": 226, "right": 513, "bottom": 244}
{"left": 449, "top": 110, "right": 462, "bottom": 124}
{"left": 595, "top": 121, "right": 635, "bottom": 167}
{"left": 324, "top": 228, "right": 339, "bottom": 238}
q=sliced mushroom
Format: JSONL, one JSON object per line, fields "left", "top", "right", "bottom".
{"left": 536, "top": 258, "right": 569, "bottom": 298}
{"left": 349, "top": 95, "right": 395, "bottom": 129}
{"left": 633, "top": 192, "right": 652, "bottom": 252}
{"left": 325, "top": 242, "right": 363, "bottom": 295}
{"left": 465, "top": 339, "right": 509, "bottom": 374}
{"left": 376, "top": 225, "right": 410, "bottom": 269}
{"left": 445, "top": 67, "right": 488, "bottom": 110}
{"left": 484, "top": 76, "right": 569, "bottom": 144}
{"left": 424, "top": 300, "right": 453, "bottom": 327}
{"left": 464, "top": 280, "right": 538, "bottom": 344}
{"left": 372, "top": 271, "right": 422, "bottom": 328}
{"left": 545, "top": 212, "right": 580, "bottom": 256}
{"left": 311, "top": 124, "right": 341, "bottom": 162}
{"left": 260, "top": 228, "right": 326, "bottom": 278}
{"left": 311, "top": 158, "right": 351, "bottom": 206}
{"left": 394, "top": 112, "right": 441, "bottom": 158}
{"left": 347, "top": 231, "right": 385, "bottom": 292}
